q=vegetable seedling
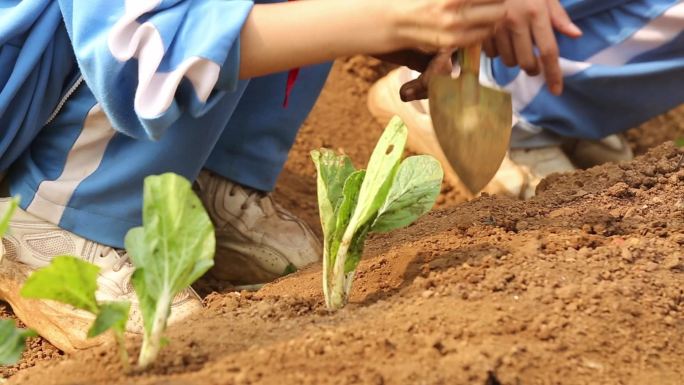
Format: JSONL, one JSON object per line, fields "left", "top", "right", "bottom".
{"left": 312, "top": 116, "right": 443, "bottom": 309}
{"left": 125, "top": 173, "right": 215, "bottom": 369}
{"left": 0, "top": 319, "right": 36, "bottom": 366}
{"left": 21, "top": 256, "right": 131, "bottom": 370}
{"left": 0, "top": 197, "right": 35, "bottom": 368}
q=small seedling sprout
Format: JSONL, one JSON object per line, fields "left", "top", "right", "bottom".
{"left": 16, "top": 173, "right": 215, "bottom": 371}
{"left": 21, "top": 256, "right": 131, "bottom": 371}
{"left": 0, "top": 319, "right": 36, "bottom": 366}
{"left": 0, "top": 197, "right": 36, "bottom": 367}
{"left": 312, "top": 117, "right": 443, "bottom": 309}
{"left": 125, "top": 173, "right": 215, "bottom": 369}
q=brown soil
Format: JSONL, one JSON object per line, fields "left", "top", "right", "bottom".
{"left": 626, "top": 108, "right": 684, "bottom": 156}
{"left": 0, "top": 303, "right": 63, "bottom": 378}
{"left": 4, "top": 57, "right": 684, "bottom": 384}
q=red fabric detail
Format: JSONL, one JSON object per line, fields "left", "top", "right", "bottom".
{"left": 284, "top": 67, "right": 300, "bottom": 107}
{"left": 283, "top": 0, "right": 299, "bottom": 107}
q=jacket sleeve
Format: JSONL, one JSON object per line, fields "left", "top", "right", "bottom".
{"left": 58, "top": 0, "right": 254, "bottom": 140}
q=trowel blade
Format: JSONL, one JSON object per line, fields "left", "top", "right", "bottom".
{"left": 428, "top": 74, "right": 512, "bottom": 194}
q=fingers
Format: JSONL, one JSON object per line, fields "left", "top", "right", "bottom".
{"left": 459, "top": 1, "right": 507, "bottom": 27}
{"left": 429, "top": 51, "right": 456, "bottom": 74}
{"left": 400, "top": 77, "right": 429, "bottom": 101}
{"left": 463, "top": 0, "right": 505, "bottom": 3}
{"left": 374, "top": 50, "right": 434, "bottom": 72}
{"left": 454, "top": 26, "right": 498, "bottom": 48}
{"left": 493, "top": 29, "right": 516, "bottom": 66}
{"left": 547, "top": 0, "right": 582, "bottom": 38}
{"left": 530, "top": 5, "right": 562, "bottom": 94}
{"left": 431, "top": 1, "right": 505, "bottom": 51}
{"left": 511, "top": 24, "right": 538, "bottom": 76}
{"left": 483, "top": 38, "right": 497, "bottom": 57}
{"left": 396, "top": 0, "right": 506, "bottom": 54}
{"left": 485, "top": 0, "right": 568, "bottom": 95}
{"left": 400, "top": 51, "right": 453, "bottom": 102}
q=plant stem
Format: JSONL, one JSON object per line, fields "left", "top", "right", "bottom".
{"left": 137, "top": 292, "right": 171, "bottom": 369}
{"left": 343, "top": 270, "right": 356, "bottom": 298}
{"left": 327, "top": 228, "right": 354, "bottom": 310}
{"left": 322, "top": 246, "right": 332, "bottom": 308}
{"left": 114, "top": 331, "right": 130, "bottom": 373}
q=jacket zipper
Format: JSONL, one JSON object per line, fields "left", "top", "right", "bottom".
{"left": 44, "top": 75, "right": 84, "bottom": 126}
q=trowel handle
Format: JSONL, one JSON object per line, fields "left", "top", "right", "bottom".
{"left": 458, "top": 44, "right": 481, "bottom": 77}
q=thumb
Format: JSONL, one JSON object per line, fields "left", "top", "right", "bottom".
{"left": 548, "top": 0, "right": 582, "bottom": 38}
{"left": 400, "top": 77, "right": 428, "bottom": 102}
{"left": 400, "top": 51, "right": 453, "bottom": 102}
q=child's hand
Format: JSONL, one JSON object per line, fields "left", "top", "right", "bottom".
{"left": 238, "top": 0, "right": 506, "bottom": 79}
{"left": 374, "top": 50, "right": 434, "bottom": 72}
{"left": 391, "top": 0, "right": 507, "bottom": 53}
{"left": 482, "top": 0, "right": 582, "bottom": 95}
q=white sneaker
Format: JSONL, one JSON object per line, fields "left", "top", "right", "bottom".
{"left": 0, "top": 198, "right": 202, "bottom": 353}
{"left": 195, "top": 170, "right": 321, "bottom": 285}
{"left": 367, "top": 67, "right": 576, "bottom": 199}
{"left": 508, "top": 147, "right": 577, "bottom": 199}
{"left": 563, "top": 134, "right": 634, "bottom": 169}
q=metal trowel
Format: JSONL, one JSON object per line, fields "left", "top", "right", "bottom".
{"left": 428, "top": 44, "right": 512, "bottom": 195}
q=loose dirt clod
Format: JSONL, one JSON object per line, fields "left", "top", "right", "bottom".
{"left": 4, "top": 58, "right": 684, "bottom": 385}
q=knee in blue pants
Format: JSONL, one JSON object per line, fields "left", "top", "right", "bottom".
{"left": 9, "top": 63, "right": 332, "bottom": 247}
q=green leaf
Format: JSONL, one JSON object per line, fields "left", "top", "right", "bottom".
{"left": 344, "top": 223, "right": 370, "bottom": 274}
{"left": 0, "top": 197, "right": 18, "bottom": 238}
{"left": 20, "top": 256, "right": 100, "bottom": 314}
{"left": 346, "top": 116, "right": 407, "bottom": 236}
{"left": 282, "top": 263, "right": 297, "bottom": 276}
{"left": 329, "top": 170, "right": 365, "bottom": 263}
{"left": 0, "top": 319, "right": 36, "bottom": 365}
{"left": 311, "top": 149, "right": 356, "bottom": 243}
{"left": 126, "top": 173, "right": 215, "bottom": 298}
{"left": 125, "top": 173, "right": 215, "bottom": 367}
{"left": 371, "top": 155, "right": 443, "bottom": 232}
{"left": 131, "top": 269, "right": 155, "bottom": 335}
{"left": 321, "top": 117, "right": 410, "bottom": 310}
{"left": 88, "top": 301, "right": 131, "bottom": 338}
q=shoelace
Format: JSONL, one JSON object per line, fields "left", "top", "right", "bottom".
{"left": 228, "top": 182, "right": 271, "bottom": 212}
{"left": 95, "top": 244, "right": 132, "bottom": 272}
{"left": 94, "top": 245, "right": 188, "bottom": 300}
{"left": 113, "top": 251, "right": 131, "bottom": 272}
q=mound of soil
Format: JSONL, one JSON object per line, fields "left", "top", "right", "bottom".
{"left": 3, "top": 57, "right": 684, "bottom": 384}
{"left": 9, "top": 123, "right": 684, "bottom": 385}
